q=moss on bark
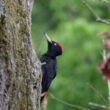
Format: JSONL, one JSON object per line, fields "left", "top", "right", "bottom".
{"left": 0, "top": 0, "right": 41, "bottom": 110}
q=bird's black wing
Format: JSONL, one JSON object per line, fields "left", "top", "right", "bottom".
{"left": 40, "top": 55, "right": 57, "bottom": 93}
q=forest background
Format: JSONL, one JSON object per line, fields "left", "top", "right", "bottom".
{"left": 32, "top": 0, "right": 110, "bottom": 110}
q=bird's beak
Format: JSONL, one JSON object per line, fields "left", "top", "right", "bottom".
{"left": 45, "top": 33, "right": 52, "bottom": 43}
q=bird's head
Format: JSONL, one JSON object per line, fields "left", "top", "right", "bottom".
{"left": 45, "top": 33, "right": 64, "bottom": 57}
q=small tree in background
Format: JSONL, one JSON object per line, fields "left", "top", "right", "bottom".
{"left": 98, "top": 31, "right": 110, "bottom": 109}
{"left": 81, "top": 0, "right": 110, "bottom": 109}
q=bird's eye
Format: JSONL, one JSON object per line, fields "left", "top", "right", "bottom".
{"left": 54, "top": 43, "right": 57, "bottom": 46}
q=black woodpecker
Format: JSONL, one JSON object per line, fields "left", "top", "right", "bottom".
{"left": 40, "top": 33, "right": 63, "bottom": 110}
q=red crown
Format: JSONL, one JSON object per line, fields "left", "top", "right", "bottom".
{"left": 52, "top": 41, "right": 64, "bottom": 52}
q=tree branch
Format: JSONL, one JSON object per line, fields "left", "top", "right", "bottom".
{"left": 50, "top": 93, "right": 90, "bottom": 110}
{"left": 81, "top": 0, "right": 110, "bottom": 26}
{"left": 87, "top": 83, "right": 108, "bottom": 103}
{"left": 101, "top": 0, "right": 110, "bottom": 4}
{"left": 89, "top": 102, "right": 108, "bottom": 109}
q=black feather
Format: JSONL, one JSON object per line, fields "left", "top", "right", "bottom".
{"left": 40, "top": 54, "right": 57, "bottom": 93}
{"left": 40, "top": 38, "right": 63, "bottom": 102}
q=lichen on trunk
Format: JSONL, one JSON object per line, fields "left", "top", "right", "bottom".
{"left": 0, "top": 0, "right": 41, "bottom": 110}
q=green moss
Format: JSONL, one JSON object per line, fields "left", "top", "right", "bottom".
{"left": 0, "top": 0, "right": 41, "bottom": 110}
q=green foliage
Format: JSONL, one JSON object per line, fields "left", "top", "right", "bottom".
{"left": 32, "top": 1, "right": 110, "bottom": 110}
{"left": 49, "top": 20, "right": 108, "bottom": 110}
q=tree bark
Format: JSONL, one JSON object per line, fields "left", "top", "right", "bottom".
{"left": 0, "top": 0, "right": 42, "bottom": 110}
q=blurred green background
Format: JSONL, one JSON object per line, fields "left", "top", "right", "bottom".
{"left": 32, "top": 0, "right": 110, "bottom": 110}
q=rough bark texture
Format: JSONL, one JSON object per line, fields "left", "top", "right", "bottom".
{"left": 0, "top": 0, "right": 42, "bottom": 110}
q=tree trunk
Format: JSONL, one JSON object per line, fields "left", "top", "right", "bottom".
{"left": 0, "top": 0, "right": 42, "bottom": 110}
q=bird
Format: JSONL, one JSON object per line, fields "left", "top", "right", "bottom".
{"left": 40, "top": 33, "right": 64, "bottom": 110}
